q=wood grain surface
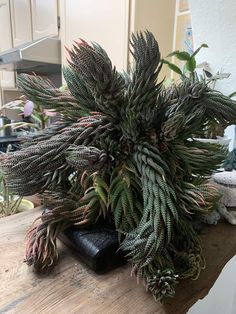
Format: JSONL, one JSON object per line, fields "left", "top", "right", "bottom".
{"left": 1, "top": 208, "right": 236, "bottom": 314}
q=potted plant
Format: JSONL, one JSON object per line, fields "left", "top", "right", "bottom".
{"left": 0, "top": 98, "right": 54, "bottom": 217}
{"left": 163, "top": 44, "right": 235, "bottom": 148}
{"left": 1, "top": 94, "right": 57, "bottom": 133}
{"left": 1, "top": 31, "right": 236, "bottom": 301}
{"left": 0, "top": 167, "right": 34, "bottom": 218}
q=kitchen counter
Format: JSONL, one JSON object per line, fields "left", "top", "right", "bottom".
{"left": 0, "top": 136, "right": 20, "bottom": 153}
{"left": 1, "top": 208, "right": 236, "bottom": 314}
{"left": 0, "top": 136, "right": 19, "bottom": 143}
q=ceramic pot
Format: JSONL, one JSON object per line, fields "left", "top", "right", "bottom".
{"left": 18, "top": 199, "right": 34, "bottom": 212}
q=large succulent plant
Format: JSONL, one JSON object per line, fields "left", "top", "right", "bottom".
{"left": 1, "top": 31, "right": 236, "bottom": 301}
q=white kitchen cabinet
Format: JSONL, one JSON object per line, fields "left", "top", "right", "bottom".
{"left": 10, "top": 0, "right": 32, "bottom": 47}
{"left": 0, "top": 0, "right": 12, "bottom": 52}
{"left": 0, "top": 0, "right": 59, "bottom": 94}
{"left": 31, "top": 0, "right": 58, "bottom": 40}
{"left": 0, "top": 0, "right": 15, "bottom": 88}
{"left": 10, "top": 0, "right": 58, "bottom": 45}
{"left": 59, "top": 0, "right": 129, "bottom": 71}
{"left": 0, "top": 71, "right": 15, "bottom": 89}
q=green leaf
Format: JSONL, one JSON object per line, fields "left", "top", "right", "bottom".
{"left": 167, "top": 50, "right": 180, "bottom": 57}
{"left": 229, "top": 91, "right": 236, "bottom": 98}
{"left": 95, "top": 185, "right": 107, "bottom": 205}
{"left": 168, "top": 63, "right": 183, "bottom": 75}
{"left": 167, "top": 51, "right": 191, "bottom": 61}
{"left": 185, "top": 58, "right": 197, "bottom": 72}
{"left": 191, "top": 43, "right": 208, "bottom": 58}
{"left": 31, "top": 113, "right": 43, "bottom": 124}
{"left": 162, "top": 60, "right": 183, "bottom": 75}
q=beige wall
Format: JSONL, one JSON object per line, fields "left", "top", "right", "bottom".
{"left": 130, "top": 0, "right": 176, "bottom": 79}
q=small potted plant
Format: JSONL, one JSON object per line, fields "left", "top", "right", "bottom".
{"left": 163, "top": 44, "right": 235, "bottom": 148}
{"left": 0, "top": 167, "right": 34, "bottom": 218}
{"left": 1, "top": 95, "right": 57, "bottom": 133}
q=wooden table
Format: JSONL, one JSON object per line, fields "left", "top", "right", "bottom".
{"left": 1, "top": 208, "right": 236, "bottom": 314}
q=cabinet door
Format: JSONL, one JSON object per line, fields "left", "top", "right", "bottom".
{"left": 10, "top": 0, "right": 32, "bottom": 47}
{"left": 0, "top": 0, "right": 12, "bottom": 52}
{"left": 60, "top": 0, "right": 129, "bottom": 71}
{"left": 0, "top": 0, "right": 15, "bottom": 88}
{"left": 31, "top": 0, "right": 58, "bottom": 40}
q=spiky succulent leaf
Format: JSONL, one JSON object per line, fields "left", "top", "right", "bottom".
{"left": 17, "top": 74, "right": 81, "bottom": 121}
{"left": 67, "top": 40, "right": 125, "bottom": 121}
{"left": 109, "top": 162, "right": 143, "bottom": 233}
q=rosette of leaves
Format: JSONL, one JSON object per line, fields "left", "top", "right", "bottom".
{"left": 1, "top": 31, "right": 236, "bottom": 301}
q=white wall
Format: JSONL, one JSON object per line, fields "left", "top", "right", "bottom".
{"left": 189, "top": 0, "right": 236, "bottom": 149}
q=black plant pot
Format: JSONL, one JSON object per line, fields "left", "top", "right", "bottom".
{"left": 59, "top": 224, "right": 126, "bottom": 272}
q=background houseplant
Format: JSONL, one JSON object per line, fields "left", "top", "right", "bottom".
{"left": 1, "top": 31, "right": 236, "bottom": 301}
{"left": 163, "top": 45, "right": 236, "bottom": 147}
{"left": 1, "top": 94, "right": 57, "bottom": 133}
{"left": 0, "top": 96, "right": 54, "bottom": 217}
{"left": 0, "top": 166, "right": 34, "bottom": 218}
{"left": 0, "top": 168, "right": 22, "bottom": 217}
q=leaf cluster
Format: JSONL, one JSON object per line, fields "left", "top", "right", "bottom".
{"left": 1, "top": 31, "right": 236, "bottom": 301}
